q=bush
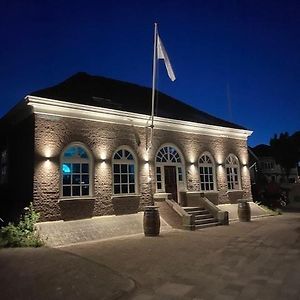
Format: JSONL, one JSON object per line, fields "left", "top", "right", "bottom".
{"left": 0, "top": 203, "right": 44, "bottom": 248}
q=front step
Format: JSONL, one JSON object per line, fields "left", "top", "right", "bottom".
{"left": 194, "top": 217, "right": 217, "bottom": 225}
{"left": 183, "top": 206, "right": 221, "bottom": 230}
{"left": 195, "top": 222, "right": 220, "bottom": 229}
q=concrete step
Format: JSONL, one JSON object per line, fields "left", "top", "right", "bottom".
{"left": 183, "top": 207, "right": 205, "bottom": 212}
{"left": 194, "top": 218, "right": 217, "bottom": 225}
{"left": 184, "top": 208, "right": 208, "bottom": 215}
{"left": 195, "top": 222, "right": 220, "bottom": 230}
{"left": 183, "top": 206, "right": 221, "bottom": 230}
{"left": 194, "top": 214, "right": 214, "bottom": 220}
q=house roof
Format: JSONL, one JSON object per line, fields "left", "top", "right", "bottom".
{"left": 252, "top": 144, "right": 272, "bottom": 157}
{"left": 30, "top": 72, "right": 246, "bottom": 130}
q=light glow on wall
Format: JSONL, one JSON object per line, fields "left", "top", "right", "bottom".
{"left": 189, "top": 163, "right": 197, "bottom": 175}
{"left": 100, "top": 150, "right": 107, "bottom": 160}
{"left": 240, "top": 154, "right": 248, "bottom": 166}
{"left": 143, "top": 151, "right": 149, "bottom": 162}
{"left": 43, "top": 159, "right": 55, "bottom": 173}
{"left": 215, "top": 153, "right": 224, "bottom": 165}
{"left": 188, "top": 155, "right": 196, "bottom": 164}
{"left": 44, "top": 147, "right": 53, "bottom": 158}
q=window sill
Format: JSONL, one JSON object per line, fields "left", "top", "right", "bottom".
{"left": 111, "top": 194, "right": 141, "bottom": 199}
{"left": 226, "top": 190, "right": 243, "bottom": 194}
{"left": 154, "top": 192, "right": 172, "bottom": 198}
{"left": 58, "top": 197, "right": 95, "bottom": 203}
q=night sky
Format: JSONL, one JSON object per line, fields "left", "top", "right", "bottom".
{"left": 1, "top": 0, "right": 299, "bottom": 146}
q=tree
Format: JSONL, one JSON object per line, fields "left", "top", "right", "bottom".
{"left": 270, "top": 132, "right": 298, "bottom": 181}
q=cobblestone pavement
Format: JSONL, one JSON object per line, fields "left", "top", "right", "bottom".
{"left": 63, "top": 212, "right": 300, "bottom": 300}
{"left": 1, "top": 212, "right": 299, "bottom": 300}
{"left": 37, "top": 212, "right": 171, "bottom": 247}
{"left": 37, "top": 203, "right": 271, "bottom": 247}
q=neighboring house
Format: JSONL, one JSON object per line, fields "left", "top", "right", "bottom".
{"left": 251, "top": 144, "right": 299, "bottom": 184}
{"left": 0, "top": 72, "right": 253, "bottom": 222}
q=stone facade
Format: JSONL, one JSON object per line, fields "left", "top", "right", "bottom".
{"left": 33, "top": 113, "right": 251, "bottom": 221}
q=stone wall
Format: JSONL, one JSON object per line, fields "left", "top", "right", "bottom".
{"left": 33, "top": 114, "right": 252, "bottom": 221}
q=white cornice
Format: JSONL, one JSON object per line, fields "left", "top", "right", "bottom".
{"left": 25, "top": 95, "right": 253, "bottom": 140}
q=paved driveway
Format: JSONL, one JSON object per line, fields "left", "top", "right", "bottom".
{"left": 63, "top": 212, "right": 300, "bottom": 300}
{"left": 1, "top": 212, "right": 300, "bottom": 300}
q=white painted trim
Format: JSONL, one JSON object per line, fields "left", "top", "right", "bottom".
{"left": 155, "top": 144, "right": 186, "bottom": 195}
{"left": 198, "top": 151, "right": 218, "bottom": 192}
{"left": 112, "top": 146, "right": 138, "bottom": 196}
{"left": 60, "top": 142, "right": 94, "bottom": 198}
{"left": 26, "top": 95, "right": 253, "bottom": 140}
{"left": 225, "top": 154, "right": 242, "bottom": 191}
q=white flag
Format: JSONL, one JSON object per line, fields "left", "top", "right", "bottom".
{"left": 157, "top": 34, "right": 176, "bottom": 81}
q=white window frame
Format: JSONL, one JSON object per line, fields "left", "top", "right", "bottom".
{"left": 60, "top": 142, "right": 93, "bottom": 198}
{"left": 225, "top": 154, "right": 241, "bottom": 190}
{"left": 198, "top": 152, "right": 216, "bottom": 192}
{"left": 155, "top": 144, "right": 185, "bottom": 193}
{"left": 112, "top": 146, "right": 138, "bottom": 196}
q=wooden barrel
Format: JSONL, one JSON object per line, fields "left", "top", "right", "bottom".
{"left": 238, "top": 201, "right": 251, "bottom": 222}
{"left": 143, "top": 206, "right": 160, "bottom": 236}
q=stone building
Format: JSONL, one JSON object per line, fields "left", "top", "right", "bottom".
{"left": 0, "top": 72, "right": 252, "bottom": 222}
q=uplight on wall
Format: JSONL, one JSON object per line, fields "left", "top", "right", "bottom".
{"left": 143, "top": 152, "right": 149, "bottom": 162}
{"left": 100, "top": 150, "right": 107, "bottom": 161}
{"left": 44, "top": 147, "right": 53, "bottom": 159}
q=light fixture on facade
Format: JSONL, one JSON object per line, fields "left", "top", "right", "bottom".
{"left": 99, "top": 158, "right": 106, "bottom": 164}
{"left": 44, "top": 148, "right": 52, "bottom": 159}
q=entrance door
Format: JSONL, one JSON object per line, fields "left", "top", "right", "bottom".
{"left": 164, "top": 166, "right": 178, "bottom": 202}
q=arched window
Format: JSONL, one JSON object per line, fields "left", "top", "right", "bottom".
{"left": 155, "top": 145, "right": 184, "bottom": 192}
{"left": 61, "top": 144, "right": 92, "bottom": 197}
{"left": 156, "top": 146, "right": 182, "bottom": 163}
{"left": 225, "top": 154, "right": 241, "bottom": 190}
{"left": 112, "top": 148, "right": 137, "bottom": 195}
{"left": 199, "top": 153, "right": 216, "bottom": 191}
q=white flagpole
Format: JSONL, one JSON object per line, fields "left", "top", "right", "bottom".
{"left": 149, "top": 22, "right": 158, "bottom": 150}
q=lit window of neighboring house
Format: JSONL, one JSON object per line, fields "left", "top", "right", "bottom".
{"left": 0, "top": 149, "right": 8, "bottom": 184}
{"left": 199, "top": 153, "right": 216, "bottom": 191}
{"left": 225, "top": 154, "right": 241, "bottom": 190}
{"left": 61, "top": 144, "right": 92, "bottom": 197}
{"left": 113, "top": 148, "right": 136, "bottom": 195}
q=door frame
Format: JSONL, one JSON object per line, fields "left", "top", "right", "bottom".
{"left": 154, "top": 144, "right": 186, "bottom": 196}
{"left": 164, "top": 165, "right": 178, "bottom": 202}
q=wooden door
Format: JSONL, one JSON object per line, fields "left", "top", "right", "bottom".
{"left": 164, "top": 166, "right": 178, "bottom": 202}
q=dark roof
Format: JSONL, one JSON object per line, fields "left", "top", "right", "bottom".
{"left": 252, "top": 144, "right": 272, "bottom": 157}
{"left": 30, "top": 72, "right": 245, "bottom": 130}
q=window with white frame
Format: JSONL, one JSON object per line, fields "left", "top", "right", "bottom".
{"left": 156, "top": 146, "right": 182, "bottom": 164}
{"left": 113, "top": 148, "right": 136, "bottom": 195}
{"left": 225, "top": 154, "right": 241, "bottom": 190}
{"left": 61, "top": 144, "right": 91, "bottom": 197}
{"left": 199, "top": 153, "right": 215, "bottom": 191}
{"left": 0, "top": 149, "right": 8, "bottom": 184}
{"left": 156, "top": 166, "right": 162, "bottom": 190}
{"left": 155, "top": 145, "right": 184, "bottom": 191}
